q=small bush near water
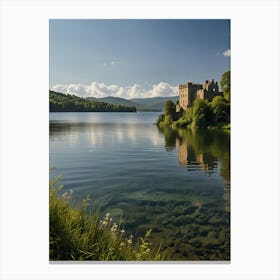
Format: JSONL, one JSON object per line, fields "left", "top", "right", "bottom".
{"left": 49, "top": 176, "right": 163, "bottom": 261}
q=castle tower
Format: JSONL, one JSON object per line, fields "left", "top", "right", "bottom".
{"left": 177, "top": 78, "right": 223, "bottom": 112}
{"left": 178, "top": 82, "right": 202, "bottom": 111}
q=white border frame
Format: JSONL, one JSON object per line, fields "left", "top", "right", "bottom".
{"left": 1, "top": 0, "right": 279, "bottom": 279}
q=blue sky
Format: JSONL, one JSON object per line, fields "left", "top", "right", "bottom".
{"left": 50, "top": 19, "right": 230, "bottom": 99}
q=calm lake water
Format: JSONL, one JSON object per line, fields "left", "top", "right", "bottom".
{"left": 49, "top": 112, "right": 230, "bottom": 260}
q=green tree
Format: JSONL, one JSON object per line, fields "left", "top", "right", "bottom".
{"left": 192, "top": 99, "right": 213, "bottom": 128}
{"left": 164, "top": 100, "right": 176, "bottom": 117}
{"left": 211, "top": 96, "right": 229, "bottom": 123}
{"left": 220, "top": 71, "right": 230, "bottom": 102}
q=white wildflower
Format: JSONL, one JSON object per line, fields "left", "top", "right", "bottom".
{"left": 110, "top": 223, "right": 118, "bottom": 232}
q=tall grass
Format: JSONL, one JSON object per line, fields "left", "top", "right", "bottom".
{"left": 49, "top": 176, "right": 163, "bottom": 261}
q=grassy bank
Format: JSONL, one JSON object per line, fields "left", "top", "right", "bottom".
{"left": 49, "top": 176, "right": 163, "bottom": 261}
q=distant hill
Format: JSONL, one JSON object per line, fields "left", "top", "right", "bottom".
{"left": 130, "top": 96, "right": 178, "bottom": 105}
{"left": 86, "top": 96, "right": 178, "bottom": 111}
{"left": 131, "top": 96, "right": 178, "bottom": 111}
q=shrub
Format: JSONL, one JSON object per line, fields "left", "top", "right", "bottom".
{"left": 156, "top": 113, "right": 165, "bottom": 126}
{"left": 192, "top": 99, "right": 213, "bottom": 128}
{"left": 211, "top": 96, "right": 230, "bottom": 124}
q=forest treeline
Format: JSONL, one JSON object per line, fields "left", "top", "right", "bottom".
{"left": 49, "top": 91, "right": 136, "bottom": 112}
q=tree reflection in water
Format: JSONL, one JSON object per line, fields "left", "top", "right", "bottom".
{"left": 158, "top": 126, "right": 230, "bottom": 186}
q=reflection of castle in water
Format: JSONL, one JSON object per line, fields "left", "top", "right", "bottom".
{"left": 176, "top": 135, "right": 230, "bottom": 212}
{"left": 158, "top": 126, "right": 230, "bottom": 186}
{"left": 176, "top": 139, "right": 218, "bottom": 175}
{"left": 159, "top": 126, "right": 230, "bottom": 211}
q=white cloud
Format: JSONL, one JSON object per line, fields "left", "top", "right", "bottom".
{"left": 111, "top": 60, "right": 119, "bottom": 66}
{"left": 103, "top": 60, "right": 120, "bottom": 67}
{"left": 51, "top": 81, "right": 178, "bottom": 99}
{"left": 223, "top": 49, "right": 231, "bottom": 57}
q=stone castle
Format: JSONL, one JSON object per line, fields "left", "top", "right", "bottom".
{"left": 176, "top": 79, "right": 223, "bottom": 112}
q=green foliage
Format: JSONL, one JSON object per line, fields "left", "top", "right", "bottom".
{"left": 220, "top": 71, "right": 230, "bottom": 102}
{"left": 156, "top": 113, "right": 173, "bottom": 126}
{"left": 211, "top": 96, "right": 224, "bottom": 107}
{"left": 49, "top": 177, "right": 163, "bottom": 261}
{"left": 164, "top": 100, "right": 179, "bottom": 121}
{"left": 164, "top": 114, "right": 173, "bottom": 125}
{"left": 211, "top": 96, "right": 230, "bottom": 124}
{"left": 158, "top": 97, "right": 230, "bottom": 129}
{"left": 185, "top": 107, "right": 193, "bottom": 123}
{"left": 49, "top": 91, "right": 136, "bottom": 112}
{"left": 156, "top": 113, "right": 165, "bottom": 126}
{"left": 174, "top": 119, "right": 189, "bottom": 128}
{"left": 164, "top": 100, "right": 175, "bottom": 116}
{"left": 157, "top": 100, "right": 182, "bottom": 126}
{"left": 192, "top": 99, "right": 213, "bottom": 128}
{"left": 173, "top": 109, "right": 192, "bottom": 128}
{"left": 135, "top": 229, "right": 161, "bottom": 260}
